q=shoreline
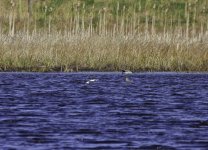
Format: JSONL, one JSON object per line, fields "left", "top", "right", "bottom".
{"left": 0, "top": 67, "right": 208, "bottom": 73}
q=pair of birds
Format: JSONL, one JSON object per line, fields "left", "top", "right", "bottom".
{"left": 86, "top": 70, "right": 132, "bottom": 84}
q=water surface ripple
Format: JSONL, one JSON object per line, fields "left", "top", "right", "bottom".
{"left": 0, "top": 72, "right": 208, "bottom": 150}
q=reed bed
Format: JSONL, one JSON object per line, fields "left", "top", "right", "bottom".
{"left": 0, "top": 31, "right": 208, "bottom": 72}
{"left": 0, "top": 0, "right": 208, "bottom": 72}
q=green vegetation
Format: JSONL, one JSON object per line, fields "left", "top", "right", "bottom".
{"left": 0, "top": 0, "right": 208, "bottom": 72}
{"left": 1, "top": 0, "right": 208, "bottom": 32}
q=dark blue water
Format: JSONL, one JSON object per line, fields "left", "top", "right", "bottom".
{"left": 0, "top": 72, "right": 208, "bottom": 150}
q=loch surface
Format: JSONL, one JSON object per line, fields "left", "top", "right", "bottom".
{"left": 0, "top": 72, "right": 208, "bottom": 150}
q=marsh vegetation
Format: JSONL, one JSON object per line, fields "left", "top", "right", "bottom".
{"left": 0, "top": 0, "right": 208, "bottom": 72}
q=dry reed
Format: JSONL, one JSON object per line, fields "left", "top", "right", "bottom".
{"left": 0, "top": 31, "right": 207, "bottom": 72}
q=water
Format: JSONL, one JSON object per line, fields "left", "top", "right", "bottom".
{"left": 0, "top": 72, "right": 208, "bottom": 150}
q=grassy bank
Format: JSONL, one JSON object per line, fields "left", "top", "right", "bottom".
{"left": 0, "top": 0, "right": 208, "bottom": 72}
{"left": 0, "top": 31, "right": 208, "bottom": 72}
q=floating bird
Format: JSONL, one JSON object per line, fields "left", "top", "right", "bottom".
{"left": 86, "top": 79, "right": 98, "bottom": 84}
{"left": 121, "top": 70, "right": 132, "bottom": 74}
{"left": 121, "top": 70, "right": 133, "bottom": 82}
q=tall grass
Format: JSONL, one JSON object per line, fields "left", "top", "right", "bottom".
{"left": 0, "top": 31, "right": 207, "bottom": 72}
{"left": 0, "top": 0, "right": 207, "bottom": 72}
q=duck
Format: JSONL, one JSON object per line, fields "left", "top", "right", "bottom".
{"left": 121, "top": 70, "right": 132, "bottom": 74}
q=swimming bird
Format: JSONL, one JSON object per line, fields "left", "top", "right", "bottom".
{"left": 121, "top": 70, "right": 132, "bottom": 74}
{"left": 86, "top": 79, "right": 98, "bottom": 84}
{"left": 121, "top": 70, "right": 133, "bottom": 82}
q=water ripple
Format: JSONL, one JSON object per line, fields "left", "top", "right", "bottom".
{"left": 0, "top": 72, "right": 208, "bottom": 149}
